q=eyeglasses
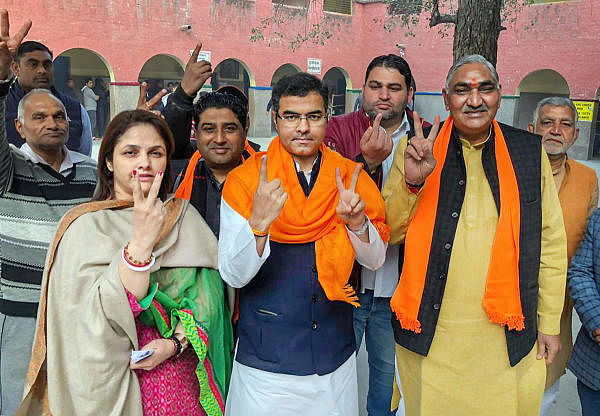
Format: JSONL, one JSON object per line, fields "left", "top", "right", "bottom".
{"left": 276, "top": 112, "right": 327, "bottom": 126}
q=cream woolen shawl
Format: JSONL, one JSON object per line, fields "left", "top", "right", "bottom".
{"left": 17, "top": 198, "right": 218, "bottom": 416}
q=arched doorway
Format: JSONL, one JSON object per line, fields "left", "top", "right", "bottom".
{"left": 269, "top": 64, "right": 301, "bottom": 132}
{"left": 271, "top": 63, "right": 301, "bottom": 86}
{"left": 138, "top": 54, "right": 185, "bottom": 104}
{"left": 323, "top": 67, "right": 351, "bottom": 116}
{"left": 514, "top": 69, "right": 570, "bottom": 130}
{"left": 212, "top": 58, "right": 254, "bottom": 98}
{"left": 54, "top": 48, "right": 114, "bottom": 137}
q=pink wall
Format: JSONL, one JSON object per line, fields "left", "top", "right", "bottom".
{"left": 6, "top": 0, "right": 599, "bottom": 98}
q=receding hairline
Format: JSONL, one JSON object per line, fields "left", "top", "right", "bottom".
{"left": 22, "top": 91, "right": 65, "bottom": 110}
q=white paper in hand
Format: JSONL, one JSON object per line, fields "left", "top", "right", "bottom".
{"left": 131, "top": 349, "right": 154, "bottom": 363}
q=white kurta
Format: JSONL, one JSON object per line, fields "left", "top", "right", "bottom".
{"left": 218, "top": 198, "right": 387, "bottom": 415}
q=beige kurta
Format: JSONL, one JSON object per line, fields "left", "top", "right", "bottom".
{"left": 383, "top": 134, "right": 567, "bottom": 416}
{"left": 17, "top": 199, "right": 219, "bottom": 416}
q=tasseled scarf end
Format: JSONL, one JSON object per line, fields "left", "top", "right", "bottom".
{"left": 342, "top": 284, "right": 361, "bottom": 308}
{"left": 391, "top": 304, "right": 422, "bottom": 334}
{"left": 486, "top": 310, "right": 525, "bottom": 331}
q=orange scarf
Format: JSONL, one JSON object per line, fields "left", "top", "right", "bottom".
{"left": 222, "top": 136, "right": 390, "bottom": 306}
{"left": 390, "top": 118, "right": 524, "bottom": 332}
{"left": 175, "top": 140, "right": 256, "bottom": 200}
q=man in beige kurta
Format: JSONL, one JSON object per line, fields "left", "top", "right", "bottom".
{"left": 384, "top": 55, "right": 567, "bottom": 416}
{"left": 527, "top": 97, "right": 598, "bottom": 415}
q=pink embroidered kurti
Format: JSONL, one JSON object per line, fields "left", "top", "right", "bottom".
{"left": 127, "top": 291, "right": 205, "bottom": 416}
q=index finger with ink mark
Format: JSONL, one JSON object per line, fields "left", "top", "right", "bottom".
{"left": 258, "top": 155, "right": 268, "bottom": 184}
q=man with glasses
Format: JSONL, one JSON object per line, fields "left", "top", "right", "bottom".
{"left": 218, "top": 72, "right": 390, "bottom": 415}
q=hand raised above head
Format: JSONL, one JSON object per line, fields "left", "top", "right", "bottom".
{"left": 181, "top": 42, "right": 212, "bottom": 97}
{"left": 248, "top": 156, "right": 287, "bottom": 233}
{"left": 0, "top": 9, "right": 32, "bottom": 79}
{"left": 360, "top": 113, "right": 393, "bottom": 171}
{"left": 404, "top": 111, "right": 440, "bottom": 186}
{"left": 336, "top": 164, "right": 366, "bottom": 231}
{"left": 137, "top": 82, "right": 167, "bottom": 118}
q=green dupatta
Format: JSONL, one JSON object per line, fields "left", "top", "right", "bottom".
{"left": 138, "top": 267, "right": 233, "bottom": 415}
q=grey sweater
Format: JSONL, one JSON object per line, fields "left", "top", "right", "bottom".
{"left": 0, "top": 85, "right": 97, "bottom": 317}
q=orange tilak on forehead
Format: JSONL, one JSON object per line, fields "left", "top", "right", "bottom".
{"left": 471, "top": 78, "right": 478, "bottom": 88}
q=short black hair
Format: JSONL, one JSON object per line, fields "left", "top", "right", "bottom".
{"left": 167, "top": 82, "right": 174, "bottom": 88}
{"left": 193, "top": 92, "right": 248, "bottom": 130}
{"left": 16, "top": 41, "right": 53, "bottom": 62}
{"left": 271, "top": 72, "right": 328, "bottom": 115}
{"left": 216, "top": 85, "right": 248, "bottom": 108}
{"left": 364, "top": 54, "right": 413, "bottom": 91}
{"left": 84, "top": 77, "right": 93, "bottom": 83}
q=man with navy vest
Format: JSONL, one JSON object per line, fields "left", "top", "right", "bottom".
{"left": 5, "top": 40, "right": 93, "bottom": 156}
{"left": 219, "top": 72, "right": 389, "bottom": 415}
{"left": 383, "top": 55, "right": 567, "bottom": 415}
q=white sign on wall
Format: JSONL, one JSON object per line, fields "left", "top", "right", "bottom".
{"left": 190, "top": 50, "right": 212, "bottom": 63}
{"left": 307, "top": 58, "right": 322, "bottom": 74}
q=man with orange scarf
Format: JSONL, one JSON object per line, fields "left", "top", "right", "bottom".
{"left": 383, "top": 55, "right": 567, "bottom": 415}
{"left": 218, "top": 72, "right": 390, "bottom": 415}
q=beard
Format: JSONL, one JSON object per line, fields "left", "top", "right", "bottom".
{"left": 365, "top": 108, "right": 400, "bottom": 121}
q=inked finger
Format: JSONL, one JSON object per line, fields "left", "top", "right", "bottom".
{"left": 188, "top": 42, "right": 202, "bottom": 65}
{"left": 349, "top": 164, "right": 361, "bottom": 192}
{"left": 147, "top": 170, "right": 164, "bottom": 201}
{"left": 258, "top": 156, "right": 268, "bottom": 184}
{"left": 335, "top": 167, "right": 345, "bottom": 193}
{"left": 132, "top": 170, "right": 143, "bottom": 204}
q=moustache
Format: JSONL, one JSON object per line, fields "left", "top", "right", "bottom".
{"left": 463, "top": 105, "right": 488, "bottom": 113}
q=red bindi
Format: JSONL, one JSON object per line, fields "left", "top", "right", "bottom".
{"left": 471, "top": 78, "right": 478, "bottom": 88}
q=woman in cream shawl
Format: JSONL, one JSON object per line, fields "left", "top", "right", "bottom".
{"left": 18, "top": 110, "right": 233, "bottom": 416}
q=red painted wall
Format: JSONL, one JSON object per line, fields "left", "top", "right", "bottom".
{"left": 6, "top": 0, "right": 600, "bottom": 98}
